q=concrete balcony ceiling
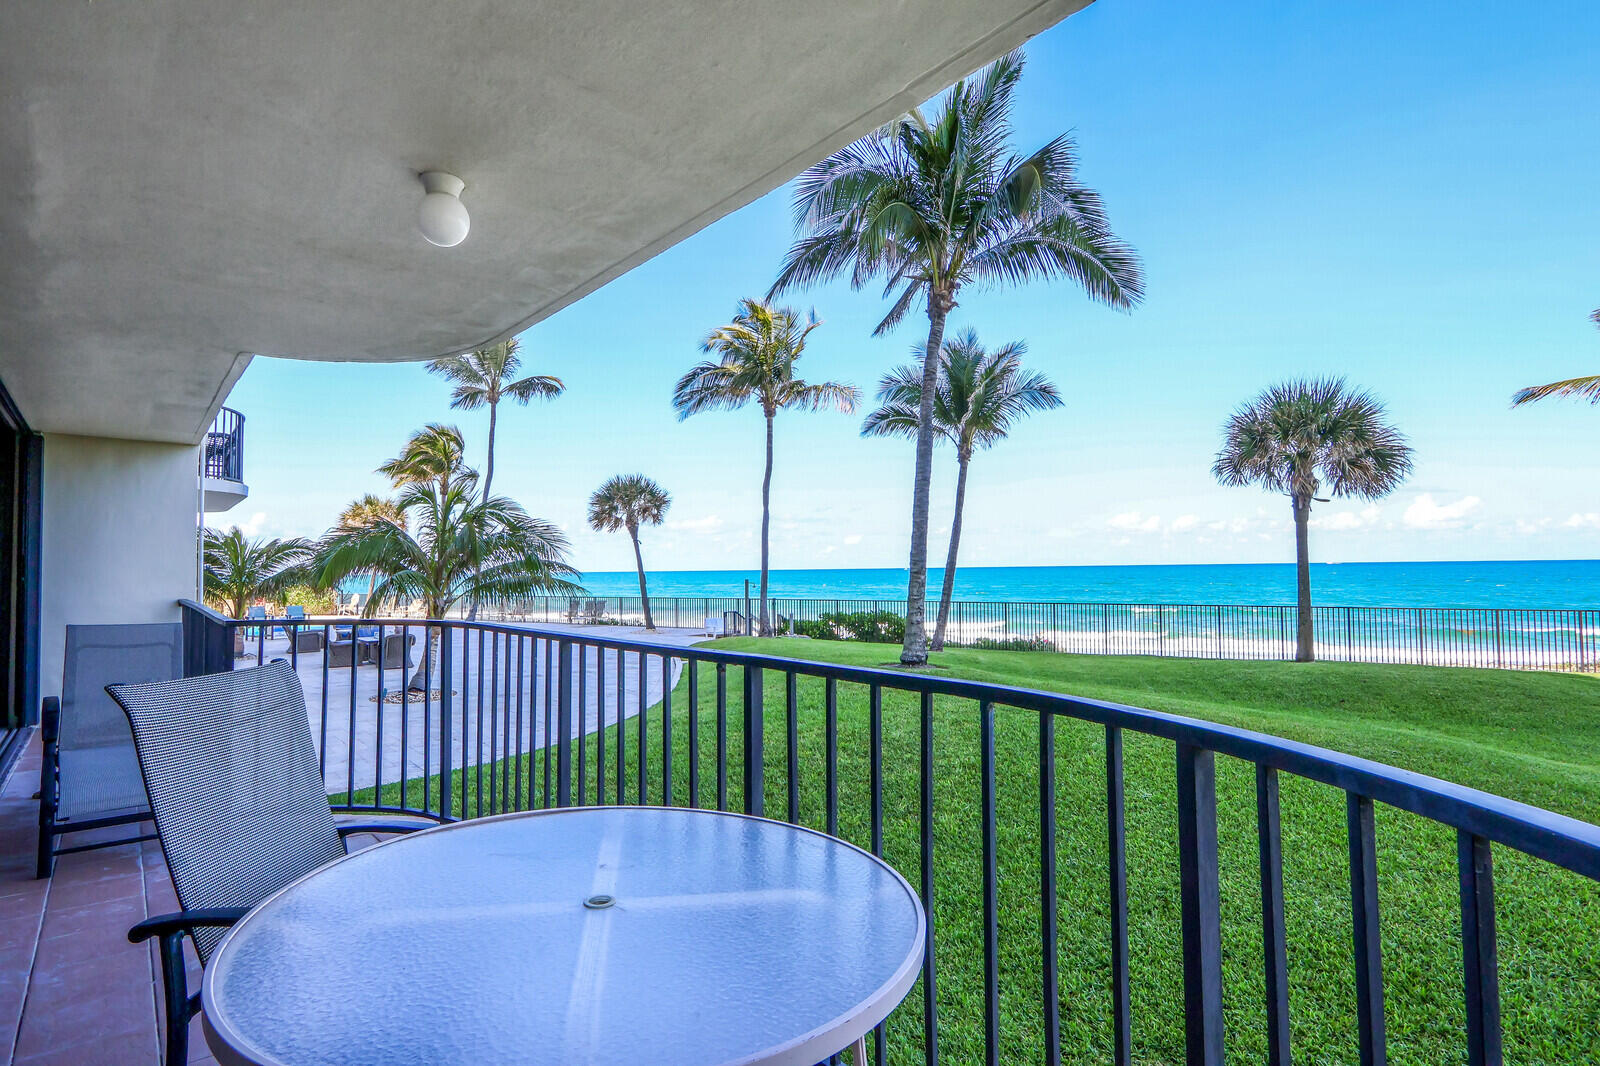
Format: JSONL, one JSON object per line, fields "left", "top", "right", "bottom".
{"left": 0, "top": 0, "right": 1093, "bottom": 445}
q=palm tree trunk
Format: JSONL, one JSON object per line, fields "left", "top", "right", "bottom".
{"left": 759, "top": 410, "right": 774, "bottom": 637}
{"left": 901, "top": 292, "right": 951, "bottom": 665}
{"left": 931, "top": 452, "right": 970, "bottom": 652}
{"left": 631, "top": 527, "right": 655, "bottom": 631}
{"left": 408, "top": 626, "right": 440, "bottom": 692}
{"left": 1293, "top": 493, "right": 1314, "bottom": 662}
{"left": 467, "top": 401, "right": 497, "bottom": 624}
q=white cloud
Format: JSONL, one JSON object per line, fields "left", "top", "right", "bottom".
{"left": 1515, "top": 517, "right": 1553, "bottom": 535}
{"left": 1402, "top": 494, "right": 1481, "bottom": 530}
{"left": 232, "top": 511, "right": 269, "bottom": 537}
{"left": 666, "top": 514, "right": 725, "bottom": 534}
{"left": 1313, "top": 504, "right": 1380, "bottom": 532}
{"left": 1168, "top": 514, "right": 1199, "bottom": 533}
{"left": 1108, "top": 510, "right": 1161, "bottom": 533}
{"left": 843, "top": 533, "right": 863, "bottom": 545}
{"left": 1564, "top": 513, "right": 1600, "bottom": 530}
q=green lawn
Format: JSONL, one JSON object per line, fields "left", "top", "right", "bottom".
{"left": 350, "top": 641, "right": 1600, "bottom": 1065}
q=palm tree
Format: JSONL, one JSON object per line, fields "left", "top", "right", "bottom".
{"left": 202, "top": 527, "right": 315, "bottom": 618}
{"left": 1512, "top": 309, "right": 1600, "bottom": 405}
{"left": 336, "top": 494, "right": 407, "bottom": 605}
{"left": 427, "top": 338, "right": 564, "bottom": 499}
{"left": 862, "top": 328, "right": 1061, "bottom": 651}
{"left": 1213, "top": 379, "right": 1412, "bottom": 662}
{"left": 315, "top": 478, "right": 580, "bottom": 689}
{"left": 377, "top": 424, "right": 468, "bottom": 494}
{"left": 674, "top": 299, "right": 859, "bottom": 635}
{"left": 587, "top": 475, "right": 671, "bottom": 631}
{"left": 770, "top": 49, "right": 1143, "bottom": 664}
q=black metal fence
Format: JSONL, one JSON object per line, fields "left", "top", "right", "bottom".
{"left": 482, "top": 595, "right": 1600, "bottom": 671}
{"left": 200, "top": 406, "right": 244, "bottom": 482}
{"left": 181, "top": 601, "right": 1600, "bottom": 1065}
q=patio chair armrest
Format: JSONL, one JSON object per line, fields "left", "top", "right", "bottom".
{"left": 39, "top": 696, "right": 58, "bottom": 743}
{"left": 128, "top": 907, "right": 251, "bottom": 944}
{"left": 335, "top": 821, "right": 432, "bottom": 839}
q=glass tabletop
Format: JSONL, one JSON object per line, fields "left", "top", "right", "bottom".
{"left": 202, "top": 806, "right": 925, "bottom": 1066}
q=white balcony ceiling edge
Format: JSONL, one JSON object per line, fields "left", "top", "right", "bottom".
{"left": 0, "top": 0, "right": 1093, "bottom": 445}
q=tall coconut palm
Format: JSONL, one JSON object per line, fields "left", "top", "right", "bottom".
{"left": 1213, "top": 379, "right": 1412, "bottom": 662}
{"left": 587, "top": 475, "right": 671, "bottom": 631}
{"left": 862, "top": 328, "right": 1061, "bottom": 650}
{"left": 1512, "top": 309, "right": 1600, "bottom": 405}
{"left": 202, "top": 527, "right": 315, "bottom": 619}
{"left": 377, "top": 424, "right": 468, "bottom": 494}
{"left": 770, "top": 49, "right": 1143, "bottom": 664}
{"left": 674, "top": 299, "right": 859, "bottom": 635}
{"left": 336, "top": 494, "right": 407, "bottom": 604}
{"left": 427, "top": 338, "right": 564, "bottom": 499}
{"left": 315, "top": 478, "right": 580, "bottom": 689}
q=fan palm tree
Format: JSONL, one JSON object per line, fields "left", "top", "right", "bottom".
{"left": 674, "top": 299, "right": 859, "bottom": 635}
{"left": 587, "top": 475, "right": 672, "bottom": 631}
{"left": 427, "top": 338, "right": 564, "bottom": 499}
{"left": 770, "top": 49, "right": 1144, "bottom": 664}
{"left": 202, "top": 527, "right": 315, "bottom": 619}
{"left": 1512, "top": 309, "right": 1600, "bottom": 406}
{"left": 336, "top": 494, "right": 407, "bottom": 605}
{"left": 1213, "top": 379, "right": 1412, "bottom": 662}
{"left": 862, "top": 328, "right": 1061, "bottom": 650}
{"left": 377, "top": 424, "right": 468, "bottom": 494}
{"left": 315, "top": 478, "right": 580, "bottom": 689}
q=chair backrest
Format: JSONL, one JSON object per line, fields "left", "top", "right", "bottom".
{"left": 106, "top": 661, "right": 344, "bottom": 962}
{"left": 59, "top": 623, "right": 184, "bottom": 751}
{"left": 245, "top": 605, "right": 267, "bottom": 620}
{"left": 285, "top": 605, "right": 306, "bottom": 619}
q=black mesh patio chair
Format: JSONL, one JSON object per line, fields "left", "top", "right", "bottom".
{"left": 107, "top": 660, "right": 439, "bottom": 1065}
{"left": 37, "top": 622, "right": 183, "bottom": 878}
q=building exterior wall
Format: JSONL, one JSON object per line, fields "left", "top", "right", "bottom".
{"left": 39, "top": 435, "right": 198, "bottom": 698}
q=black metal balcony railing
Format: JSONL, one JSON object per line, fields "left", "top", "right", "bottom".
{"left": 201, "top": 406, "right": 244, "bottom": 482}
{"left": 177, "top": 602, "right": 1600, "bottom": 1065}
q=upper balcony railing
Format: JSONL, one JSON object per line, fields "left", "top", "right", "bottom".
{"left": 177, "top": 602, "right": 1600, "bottom": 1064}
{"left": 200, "top": 406, "right": 244, "bottom": 483}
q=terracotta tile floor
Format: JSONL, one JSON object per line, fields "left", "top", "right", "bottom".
{"left": 0, "top": 734, "right": 394, "bottom": 1065}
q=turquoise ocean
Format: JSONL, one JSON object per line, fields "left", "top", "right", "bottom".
{"left": 572, "top": 560, "right": 1600, "bottom": 609}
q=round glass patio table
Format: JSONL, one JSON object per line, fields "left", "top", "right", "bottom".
{"left": 201, "top": 806, "right": 926, "bottom": 1066}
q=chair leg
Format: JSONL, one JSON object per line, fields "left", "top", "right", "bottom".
{"left": 158, "top": 932, "right": 192, "bottom": 1065}
{"left": 35, "top": 748, "right": 55, "bottom": 880}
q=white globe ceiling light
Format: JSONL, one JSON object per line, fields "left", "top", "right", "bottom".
{"left": 417, "top": 171, "right": 470, "bottom": 247}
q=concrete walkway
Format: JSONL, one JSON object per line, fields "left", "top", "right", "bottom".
{"left": 243, "top": 624, "right": 708, "bottom": 796}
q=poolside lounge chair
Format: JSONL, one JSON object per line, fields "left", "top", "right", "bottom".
{"left": 584, "top": 598, "right": 606, "bottom": 624}
{"left": 566, "top": 597, "right": 582, "bottom": 623}
{"left": 107, "top": 661, "right": 439, "bottom": 1065}
{"left": 36, "top": 622, "right": 183, "bottom": 878}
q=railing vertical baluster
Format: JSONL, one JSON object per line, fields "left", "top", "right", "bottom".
{"left": 460, "top": 626, "right": 471, "bottom": 819}
{"left": 869, "top": 685, "right": 883, "bottom": 857}
{"left": 687, "top": 659, "right": 699, "bottom": 808}
{"left": 742, "top": 664, "right": 764, "bottom": 816}
{"left": 575, "top": 642, "right": 587, "bottom": 807}
{"left": 375, "top": 624, "right": 387, "bottom": 808}
{"left": 486, "top": 629, "right": 498, "bottom": 813}
{"left": 422, "top": 625, "right": 433, "bottom": 816}
{"left": 596, "top": 646, "right": 607, "bottom": 804}
{"left": 398, "top": 625, "right": 409, "bottom": 811}
{"left": 661, "top": 654, "right": 673, "bottom": 806}
{"left": 1039, "top": 712, "right": 1061, "bottom": 1066}
{"left": 1258, "top": 766, "right": 1291, "bottom": 1066}
{"left": 556, "top": 640, "right": 573, "bottom": 807}
{"left": 786, "top": 672, "right": 799, "bottom": 823}
{"left": 438, "top": 627, "right": 453, "bottom": 821}
{"left": 637, "top": 651, "right": 648, "bottom": 804}
{"left": 716, "top": 663, "right": 728, "bottom": 811}
{"left": 474, "top": 630, "right": 486, "bottom": 818}
{"left": 919, "top": 691, "right": 940, "bottom": 1065}
{"left": 616, "top": 648, "right": 627, "bottom": 804}
{"left": 1348, "top": 793, "right": 1387, "bottom": 1066}
{"left": 979, "top": 701, "right": 1000, "bottom": 1066}
{"left": 1458, "top": 831, "right": 1502, "bottom": 1066}
{"left": 1176, "top": 744, "right": 1224, "bottom": 1066}
{"left": 318, "top": 624, "right": 331, "bottom": 786}
{"left": 346, "top": 619, "right": 359, "bottom": 803}
{"left": 542, "top": 638, "right": 553, "bottom": 808}
{"left": 513, "top": 635, "right": 525, "bottom": 811}
{"left": 1108, "top": 727, "right": 1131, "bottom": 1066}
{"left": 824, "top": 678, "right": 838, "bottom": 837}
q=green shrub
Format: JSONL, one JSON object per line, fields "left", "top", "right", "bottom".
{"left": 959, "top": 636, "right": 1056, "bottom": 652}
{"left": 795, "top": 610, "right": 905, "bottom": 643}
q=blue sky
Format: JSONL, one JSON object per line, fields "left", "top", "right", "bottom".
{"left": 224, "top": 0, "right": 1600, "bottom": 575}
